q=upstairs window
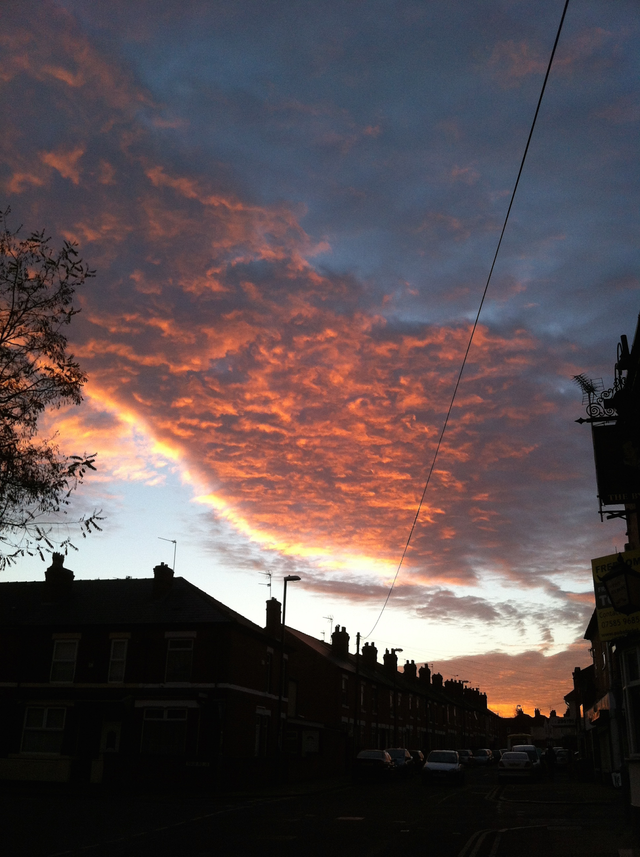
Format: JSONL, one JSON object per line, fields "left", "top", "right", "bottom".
{"left": 50, "top": 640, "right": 78, "bottom": 683}
{"left": 341, "top": 674, "right": 349, "bottom": 707}
{"left": 22, "top": 707, "right": 66, "bottom": 754}
{"left": 165, "top": 638, "right": 193, "bottom": 682}
{"left": 108, "top": 639, "right": 128, "bottom": 683}
{"left": 265, "top": 650, "right": 273, "bottom": 694}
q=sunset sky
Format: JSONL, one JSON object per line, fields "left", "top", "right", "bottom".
{"left": 1, "top": 0, "right": 639, "bottom": 717}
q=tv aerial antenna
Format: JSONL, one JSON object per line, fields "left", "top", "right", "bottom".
{"left": 260, "top": 570, "right": 273, "bottom": 597}
{"left": 158, "top": 537, "right": 177, "bottom": 571}
{"left": 324, "top": 614, "right": 334, "bottom": 636}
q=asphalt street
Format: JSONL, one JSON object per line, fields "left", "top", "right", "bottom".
{"left": 2, "top": 765, "right": 638, "bottom": 857}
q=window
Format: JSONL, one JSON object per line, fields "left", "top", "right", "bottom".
{"left": 22, "top": 707, "right": 66, "bottom": 754}
{"left": 165, "top": 638, "right": 193, "bottom": 682}
{"left": 623, "top": 646, "right": 640, "bottom": 754}
{"left": 141, "top": 708, "right": 187, "bottom": 754}
{"left": 341, "top": 674, "right": 349, "bottom": 707}
{"left": 265, "top": 650, "right": 273, "bottom": 693}
{"left": 255, "top": 713, "right": 270, "bottom": 757}
{"left": 108, "top": 639, "right": 128, "bottom": 683}
{"left": 287, "top": 679, "right": 297, "bottom": 717}
{"left": 50, "top": 640, "right": 78, "bottom": 683}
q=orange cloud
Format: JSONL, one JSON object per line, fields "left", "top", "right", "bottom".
{"left": 41, "top": 146, "right": 86, "bottom": 184}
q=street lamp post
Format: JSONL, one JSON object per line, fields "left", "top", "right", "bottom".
{"left": 278, "top": 575, "right": 301, "bottom": 758}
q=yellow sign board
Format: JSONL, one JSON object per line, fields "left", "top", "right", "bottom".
{"left": 591, "top": 549, "right": 640, "bottom": 641}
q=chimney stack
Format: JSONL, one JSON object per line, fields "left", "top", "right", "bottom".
{"left": 153, "top": 562, "right": 174, "bottom": 597}
{"left": 383, "top": 648, "right": 398, "bottom": 676}
{"left": 331, "top": 625, "right": 350, "bottom": 659}
{"left": 403, "top": 660, "right": 417, "bottom": 680}
{"left": 361, "top": 642, "right": 378, "bottom": 668}
{"left": 419, "top": 664, "right": 431, "bottom": 684}
{"left": 266, "top": 597, "right": 281, "bottom": 635}
{"left": 44, "top": 553, "right": 74, "bottom": 600}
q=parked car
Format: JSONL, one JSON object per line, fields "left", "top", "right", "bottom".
{"left": 385, "top": 747, "right": 414, "bottom": 776}
{"left": 456, "top": 749, "right": 473, "bottom": 765}
{"left": 354, "top": 749, "right": 395, "bottom": 779}
{"left": 553, "top": 747, "right": 571, "bottom": 767}
{"left": 498, "top": 751, "right": 534, "bottom": 781}
{"left": 410, "top": 750, "right": 425, "bottom": 768}
{"left": 511, "top": 744, "right": 542, "bottom": 775}
{"left": 473, "top": 748, "right": 494, "bottom": 765}
{"left": 422, "top": 750, "right": 465, "bottom": 786}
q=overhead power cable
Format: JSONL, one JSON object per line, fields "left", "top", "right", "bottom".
{"left": 364, "top": 0, "right": 571, "bottom": 639}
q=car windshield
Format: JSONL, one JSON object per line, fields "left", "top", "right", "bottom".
{"left": 386, "top": 749, "right": 406, "bottom": 760}
{"left": 512, "top": 745, "right": 537, "bottom": 761}
{"left": 357, "top": 750, "right": 384, "bottom": 759}
{"left": 502, "top": 752, "right": 528, "bottom": 761}
{"left": 428, "top": 751, "right": 456, "bottom": 763}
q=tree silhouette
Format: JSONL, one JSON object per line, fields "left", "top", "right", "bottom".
{"left": 0, "top": 209, "right": 101, "bottom": 569}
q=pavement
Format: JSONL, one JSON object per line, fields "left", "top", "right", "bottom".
{"left": 489, "top": 775, "right": 640, "bottom": 857}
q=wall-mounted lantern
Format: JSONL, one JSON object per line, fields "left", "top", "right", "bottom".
{"left": 602, "top": 554, "right": 640, "bottom": 615}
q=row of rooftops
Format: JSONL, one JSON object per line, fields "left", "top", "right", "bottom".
{"left": 1, "top": 553, "right": 490, "bottom": 711}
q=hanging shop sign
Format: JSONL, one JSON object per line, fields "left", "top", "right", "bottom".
{"left": 591, "top": 549, "right": 640, "bottom": 641}
{"left": 592, "top": 424, "right": 640, "bottom": 506}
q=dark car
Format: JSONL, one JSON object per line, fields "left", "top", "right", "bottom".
{"left": 473, "top": 748, "right": 494, "bottom": 765}
{"left": 410, "top": 750, "right": 425, "bottom": 768}
{"left": 385, "top": 747, "right": 414, "bottom": 776}
{"left": 422, "top": 750, "right": 464, "bottom": 786}
{"left": 456, "top": 749, "right": 473, "bottom": 765}
{"left": 353, "top": 749, "right": 395, "bottom": 779}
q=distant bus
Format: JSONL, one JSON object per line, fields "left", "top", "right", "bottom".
{"left": 507, "top": 733, "right": 532, "bottom": 749}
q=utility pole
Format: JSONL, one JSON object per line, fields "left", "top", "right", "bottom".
{"left": 354, "top": 632, "right": 361, "bottom": 754}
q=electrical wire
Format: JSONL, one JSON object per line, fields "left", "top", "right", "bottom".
{"left": 364, "top": 0, "right": 571, "bottom": 639}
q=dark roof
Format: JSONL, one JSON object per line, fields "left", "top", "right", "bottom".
{"left": 285, "top": 626, "right": 492, "bottom": 710}
{"left": 0, "top": 576, "right": 264, "bottom": 632}
{"left": 584, "top": 609, "right": 598, "bottom": 642}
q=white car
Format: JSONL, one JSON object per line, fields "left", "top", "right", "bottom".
{"left": 511, "top": 744, "right": 542, "bottom": 776}
{"left": 498, "top": 751, "right": 534, "bottom": 780}
{"left": 422, "top": 750, "right": 465, "bottom": 786}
